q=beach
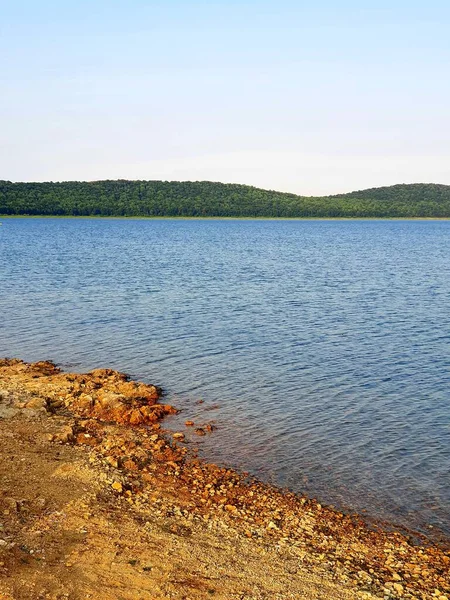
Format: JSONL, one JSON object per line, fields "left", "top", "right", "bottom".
{"left": 0, "top": 359, "right": 448, "bottom": 600}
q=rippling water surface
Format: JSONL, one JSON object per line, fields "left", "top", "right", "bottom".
{"left": 1, "top": 218, "right": 449, "bottom": 539}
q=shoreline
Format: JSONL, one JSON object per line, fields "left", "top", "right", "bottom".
{"left": 2, "top": 215, "right": 450, "bottom": 221}
{"left": 1, "top": 358, "right": 449, "bottom": 600}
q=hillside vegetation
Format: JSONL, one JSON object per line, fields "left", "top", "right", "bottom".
{"left": 1, "top": 180, "right": 450, "bottom": 218}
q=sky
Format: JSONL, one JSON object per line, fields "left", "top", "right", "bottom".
{"left": 1, "top": 0, "right": 450, "bottom": 195}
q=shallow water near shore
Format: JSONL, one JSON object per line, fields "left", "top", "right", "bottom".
{"left": 1, "top": 218, "right": 449, "bottom": 541}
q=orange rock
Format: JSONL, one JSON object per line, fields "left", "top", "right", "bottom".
{"left": 75, "top": 433, "right": 97, "bottom": 446}
{"left": 129, "top": 409, "right": 145, "bottom": 426}
{"left": 30, "top": 360, "right": 60, "bottom": 376}
{"left": 123, "top": 459, "right": 138, "bottom": 471}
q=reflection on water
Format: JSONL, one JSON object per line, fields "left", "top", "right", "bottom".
{"left": 1, "top": 217, "right": 449, "bottom": 540}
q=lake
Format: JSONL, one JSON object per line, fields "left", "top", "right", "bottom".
{"left": 1, "top": 218, "right": 449, "bottom": 541}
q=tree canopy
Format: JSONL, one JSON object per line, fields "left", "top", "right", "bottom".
{"left": 1, "top": 180, "right": 449, "bottom": 218}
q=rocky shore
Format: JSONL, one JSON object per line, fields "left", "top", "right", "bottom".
{"left": 0, "top": 359, "right": 448, "bottom": 600}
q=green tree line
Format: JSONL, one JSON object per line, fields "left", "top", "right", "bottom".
{"left": 1, "top": 180, "right": 449, "bottom": 218}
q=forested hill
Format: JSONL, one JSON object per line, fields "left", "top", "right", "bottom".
{"left": 1, "top": 180, "right": 450, "bottom": 218}
{"left": 338, "top": 183, "right": 450, "bottom": 204}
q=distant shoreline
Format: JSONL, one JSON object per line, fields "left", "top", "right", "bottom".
{"left": 2, "top": 215, "right": 450, "bottom": 221}
{"left": 2, "top": 181, "right": 450, "bottom": 219}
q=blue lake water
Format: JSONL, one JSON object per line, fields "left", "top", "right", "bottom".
{"left": 1, "top": 218, "right": 449, "bottom": 541}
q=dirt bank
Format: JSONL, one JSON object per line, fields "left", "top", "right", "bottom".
{"left": 0, "top": 359, "right": 448, "bottom": 600}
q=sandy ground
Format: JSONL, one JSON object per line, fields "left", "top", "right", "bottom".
{"left": 0, "top": 359, "right": 448, "bottom": 600}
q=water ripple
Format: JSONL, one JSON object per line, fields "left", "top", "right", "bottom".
{"left": 1, "top": 217, "right": 450, "bottom": 540}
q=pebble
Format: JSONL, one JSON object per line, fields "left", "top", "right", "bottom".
{"left": 111, "top": 482, "right": 123, "bottom": 493}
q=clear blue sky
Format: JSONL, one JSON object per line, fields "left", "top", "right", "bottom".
{"left": 1, "top": 0, "right": 449, "bottom": 194}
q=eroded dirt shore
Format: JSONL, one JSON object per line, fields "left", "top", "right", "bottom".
{"left": 0, "top": 359, "right": 448, "bottom": 600}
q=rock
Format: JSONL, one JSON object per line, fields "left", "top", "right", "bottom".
{"left": 185, "top": 420, "right": 194, "bottom": 426}
{"left": 106, "top": 456, "right": 118, "bottom": 468}
{"left": 47, "top": 394, "right": 64, "bottom": 407}
{"left": 75, "top": 433, "right": 97, "bottom": 446}
{"left": 123, "top": 459, "right": 138, "bottom": 471}
{"left": 173, "top": 432, "right": 185, "bottom": 441}
{"left": 25, "top": 398, "right": 47, "bottom": 410}
{"left": 129, "top": 409, "right": 144, "bottom": 426}
{"left": 392, "top": 583, "right": 404, "bottom": 596}
{"left": 0, "top": 406, "right": 19, "bottom": 419}
{"left": 30, "top": 361, "right": 60, "bottom": 376}
{"left": 111, "top": 481, "right": 123, "bottom": 493}
{"left": 55, "top": 425, "right": 74, "bottom": 443}
{"left": 194, "top": 428, "right": 206, "bottom": 436}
